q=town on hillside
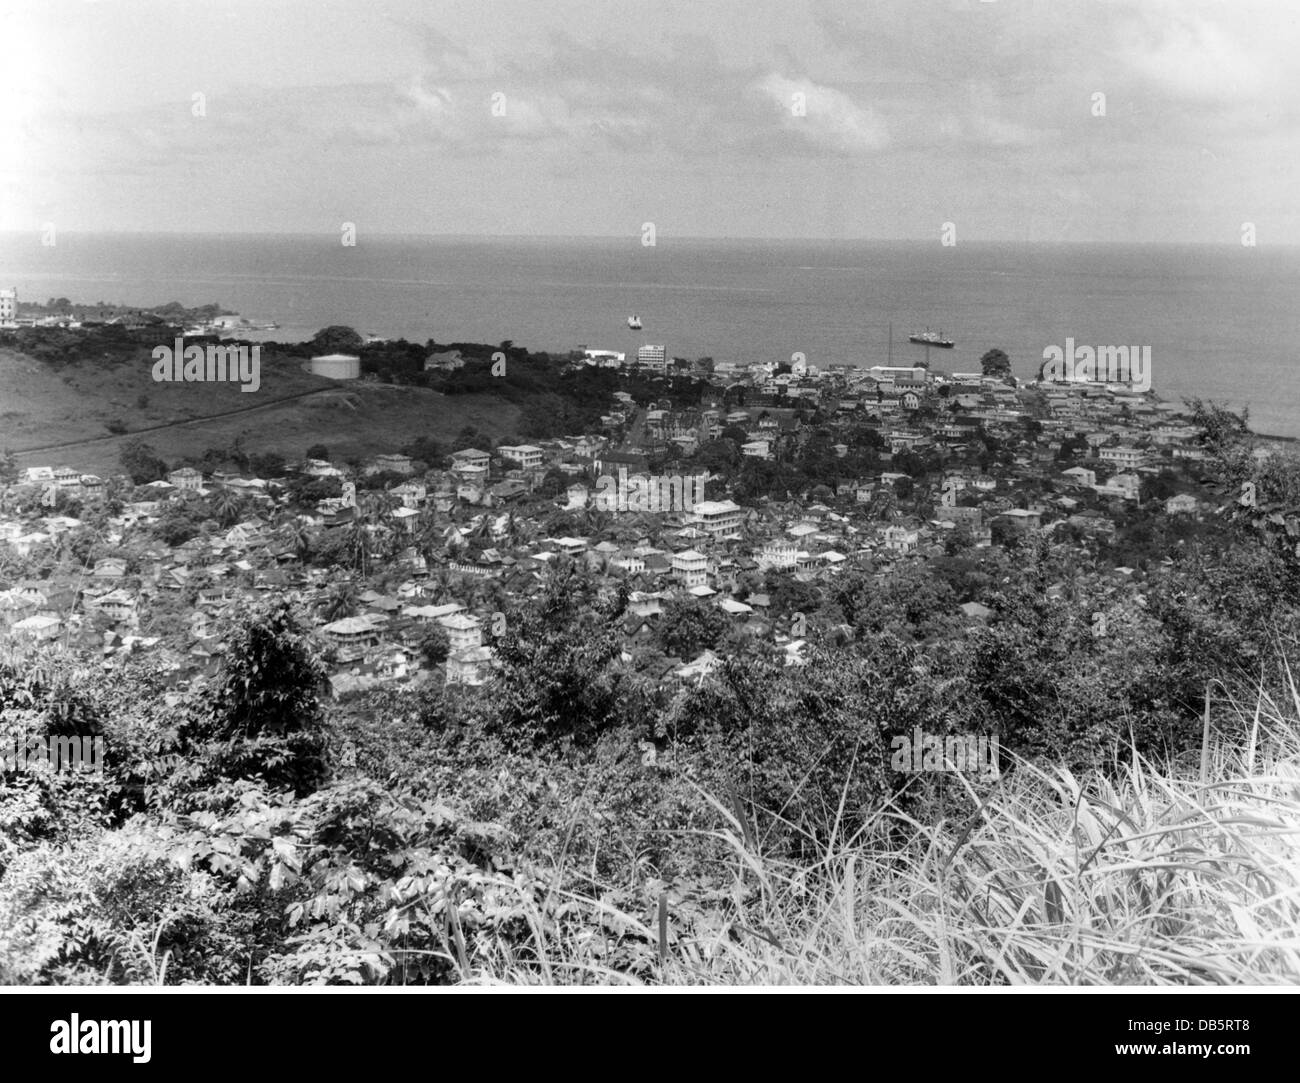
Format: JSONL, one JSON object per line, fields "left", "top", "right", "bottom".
{"left": 0, "top": 320, "right": 1254, "bottom": 700}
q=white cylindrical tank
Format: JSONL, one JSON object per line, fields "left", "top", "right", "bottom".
{"left": 309, "top": 353, "right": 361, "bottom": 379}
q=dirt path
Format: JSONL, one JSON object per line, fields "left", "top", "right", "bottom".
{"left": 7, "top": 387, "right": 338, "bottom": 460}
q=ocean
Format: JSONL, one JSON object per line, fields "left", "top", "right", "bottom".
{"left": 2, "top": 232, "right": 1298, "bottom": 436}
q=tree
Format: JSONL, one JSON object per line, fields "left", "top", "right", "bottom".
{"left": 980, "top": 348, "right": 1012, "bottom": 381}
{"left": 491, "top": 566, "right": 629, "bottom": 747}
{"left": 308, "top": 326, "right": 364, "bottom": 355}
{"left": 250, "top": 451, "right": 285, "bottom": 477}
{"left": 153, "top": 502, "right": 204, "bottom": 546}
{"left": 209, "top": 487, "right": 244, "bottom": 527}
{"left": 278, "top": 518, "right": 312, "bottom": 563}
{"left": 657, "top": 596, "right": 729, "bottom": 659}
{"left": 120, "top": 439, "right": 167, "bottom": 484}
{"left": 305, "top": 444, "right": 330, "bottom": 462}
{"left": 320, "top": 582, "right": 358, "bottom": 622}
{"left": 418, "top": 625, "right": 451, "bottom": 667}
{"left": 187, "top": 600, "right": 329, "bottom": 796}
{"left": 402, "top": 435, "right": 442, "bottom": 464}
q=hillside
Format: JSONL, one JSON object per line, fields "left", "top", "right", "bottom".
{"left": 0, "top": 347, "right": 521, "bottom": 475}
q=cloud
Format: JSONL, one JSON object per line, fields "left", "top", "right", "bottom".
{"left": 754, "top": 74, "right": 889, "bottom": 154}
{"left": 1115, "top": 9, "right": 1270, "bottom": 107}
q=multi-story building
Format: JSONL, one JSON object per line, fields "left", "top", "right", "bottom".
{"left": 636, "top": 344, "right": 667, "bottom": 373}
{"left": 671, "top": 549, "right": 708, "bottom": 587}
{"left": 882, "top": 526, "right": 919, "bottom": 554}
{"left": 691, "top": 499, "right": 743, "bottom": 539}
{"left": 1099, "top": 445, "right": 1144, "bottom": 470}
{"left": 497, "top": 444, "right": 544, "bottom": 470}
{"left": 167, "top": 467, "right": 204, "bottom": 492}
{"left": 0, "top": 287, "right": 16, "bottom": 323}
{"left": 758, "top": 541, "right": 799, "bottom": 570}
{"left": 438, "top": 612, "right": 483, "bottom": 653}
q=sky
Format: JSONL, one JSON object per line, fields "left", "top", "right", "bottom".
{"left": 1, "top": 0, "right": 1297, "bottom": 242}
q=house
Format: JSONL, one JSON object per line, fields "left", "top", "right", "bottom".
{"left": 1165, "top": 493, "right": 1198, "bottom": 515}
{"left": 1061, "top": 466, "right": 1097, "bottom": 487}
{"left": 52, "top": 466, "right": 82, "bottom": 490}
{"left": 610, "top": 551, "right": 647, "bottom": 575}
{"left": 758, "top": 541, "right": 799, "bottom": 570}
{"left": 882, "top": 526, "right": 919, "bottom": 555}
{"left": 438, "top": 612, "right": 483, "bottom": 653}
{"left": 391, "top": 481, "right": 427, "bottom": 508}
{"left": 1099, "top": 445, "right": 1144, "bottom": 470}
{"left": 92, "top": 556, "right": 128, "bottom": 578}
{"left": 496, "top": 444, "right": 545, "bottom": 470}
{"left": 404, "top": 602, "right": 466, "bottom": 624}
{"left": 424, "top": 350, "right": 466, "bottom": 372}
{"left": 691, "top": 500, "right": 743, "bottom": 539}
{"left": 674, "top": 650, "right": 721, "bottom": 683}
{"left": 168, "top": 467, "right": 204, "bottom": 492}
{"left": 323, "top": 616, "right": 381, "bottom": 654}
{"left": 489, "top": 479, "right": 529, "bottom": 503}
{"left": 372, "top": 453, "right": 413, "bottom": 476}
{"left": 302, "top": 458, "right": 343, "bottom": 478}
{"left": 91, "top": 589, "right": 137, "bottom": 624}
{"left": 11, "top": 614, "right": 61, "bottom": 641}
{"left": 446, "top": 645, "right": 494, "bottom": 686}
{"left": 1095, "top": 473, "right": 1141, "bottom": 501}
{"left": 671, "top": 549, "right": 709, "bottom": 587}
{"left": 999, "top": 508, "right": 1042, "bottom": 531}
{"left": 450, "top": 448, "right": 491, "bottom": 474}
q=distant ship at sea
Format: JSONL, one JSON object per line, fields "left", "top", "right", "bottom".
{"left": 909, "top": 328, "right": 954, "bottom": 348}
{"left": 627, "top": 315, "right": 642, "bottom": 330}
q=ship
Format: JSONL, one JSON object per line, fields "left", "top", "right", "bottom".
{"left": 627, "top": 315, "right": 643, "bottom": 330}
{"left": 908, "top": 328, "right": 954, "bottom": 348}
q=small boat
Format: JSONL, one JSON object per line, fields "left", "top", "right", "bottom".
{"left": 627, "top": 315, "right": 643, "bottom": 330}
{"left": 908, "top": 328, "right": 954, "bottom": 348}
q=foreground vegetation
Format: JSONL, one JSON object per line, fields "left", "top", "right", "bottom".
{"left": 2, "top": 402, "right": 1299, "bottom": 985}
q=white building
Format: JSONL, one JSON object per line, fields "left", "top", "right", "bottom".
{"left": 671, "top": 549, "right": 709, "bottom": 587}
{"left": 1099, "top": 445, "right": 1144, "bottom": 470}
{"left": 882, "top": 526, "right": 919, "bottom": 555}
{"left": 438, "top": 612, "right": 483, "bottom": 653}
{"left": 167, "top": 467, "right": 204, "bottom": 492}
{"left": 691, "top": 499, "right": 743, "bottom": 539}
{"left": 497, "top": 444, "right": 544, "bottom": 470}
{"left": 636, "top": 344, "right": 668, "bottom": 373}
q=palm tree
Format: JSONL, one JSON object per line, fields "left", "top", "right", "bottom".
{"left": 276, "top": 517, "right": 311, "bottom": 563}
{"left": 211, "top": 487, "right": 243, "bottom": 527}
{"left": 344, "top": 521, "right": 371, "bottom": 577}
{"left": 320, "top": 582, "right": 358, "bottom": 622}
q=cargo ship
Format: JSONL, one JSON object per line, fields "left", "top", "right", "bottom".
{"left": 908, "top": 329, "right": 954, "bottom": 348}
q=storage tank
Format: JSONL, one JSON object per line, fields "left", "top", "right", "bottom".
{"left": 309, "top": 353, "right": 361, "bottom": 379}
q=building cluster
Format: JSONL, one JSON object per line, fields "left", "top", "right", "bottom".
{"left": 0, "top": 342, "right": 1228, "bottom": 698}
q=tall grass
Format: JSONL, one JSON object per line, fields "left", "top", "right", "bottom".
{"left": 453, "top": 685, "right": 1300, "bottom": 985}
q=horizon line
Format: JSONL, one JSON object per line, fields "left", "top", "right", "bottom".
{"left": 0, "top": 229, "right": 1292, "bottom": 248}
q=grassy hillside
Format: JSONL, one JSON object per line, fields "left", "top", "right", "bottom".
{"left": 0, "top": 347, "right": 521, "bottom": 475}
